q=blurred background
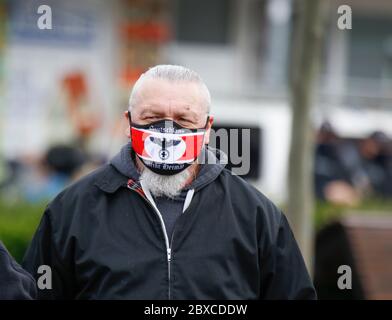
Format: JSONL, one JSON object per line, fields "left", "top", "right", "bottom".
{"left": 0, "top": 0, "right": 392, "bottom": 300}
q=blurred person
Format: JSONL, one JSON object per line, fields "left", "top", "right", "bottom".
{"left": 0, "top": 155, "right": 48, "bottom": 203}
{"left": 23, "top": 65, "right": 316, "bottom": 300}
{"left": 0, "top": 160, "right": 24, "bottom": 200}
{"left": 357, "top": 131, "right": 392, "bottom": 198}
{"left": 314, "top": 123, "right": 392, "bottom": 205}
{"left": 314, "top": 122, "right": 374, "bottom": 206}
{"left": 0, "top": 241, "right": 36, "bottom": 299}
{"left": 46, "top": 72, "right": 101, "bottom": 154}
{"left": 70, "top": 153, "right": 107, "bottom": 182}
{"left": 0, "top": 146, "right": 85, "bottom": 203}
{"left": 21, "top": 145, "right": 85, "bottom": 203}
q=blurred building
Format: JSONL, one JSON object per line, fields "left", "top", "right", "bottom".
{"left": 1, "top": 0, "right": 392, "bottom": 202}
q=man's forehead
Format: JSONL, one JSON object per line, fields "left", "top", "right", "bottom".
{"left": 138, "top": 78, "right": 201, "bottom": 95}
{"left": 138, "top": 103, "right": 198, "bottom": 116}
{"left": 134, "top": 78, "right": 205, "bottom": 112}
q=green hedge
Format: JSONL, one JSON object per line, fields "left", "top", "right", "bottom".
{"left": 314, "top": 198, "right": 392, "bottom": 231}
{"left": 0, "top": 201, "right": 46, "bottom": 263}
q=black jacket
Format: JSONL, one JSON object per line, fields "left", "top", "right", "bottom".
{"left": 23, "top": 148, "right": 317, "bottom": 300}
{"left": 0, "top": 241, "right": 36, "bottom": 299}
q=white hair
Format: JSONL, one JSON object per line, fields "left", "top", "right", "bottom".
{"left": 140, "top": 165, "right": 192, "bottom": 199}
{"left": 128, "top": 64, "right": 211, "bottom": 113}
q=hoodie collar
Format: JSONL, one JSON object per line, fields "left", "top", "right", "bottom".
{"left": 102, "top": 142, "right": 227, "bottom": 195}
{"left": 94, "top": 164, "right": 128, "bottom": 193}
{"left": 110, "top": 142, "right": 140, "bottom": 181}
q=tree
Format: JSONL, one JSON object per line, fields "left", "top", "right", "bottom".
{"left": 0, "top": 0, "right": 6, "bottom": 183}
{"left": 287, "top": 0, "right": 329, "bottom": 272}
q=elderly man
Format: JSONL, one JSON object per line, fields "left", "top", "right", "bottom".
{"left": 23, "top": 65, "right": 316, "bottom": 300}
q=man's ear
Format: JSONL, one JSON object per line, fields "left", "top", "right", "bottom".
{"left": 204, "top": 115, "right": 214, "bottom": 145}
{"left": 124, "top": 111, "right": 131, "bottom": 138}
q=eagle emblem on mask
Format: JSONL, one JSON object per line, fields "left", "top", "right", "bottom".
{"left": 144, "top": 136, "right": 186, "bottom": 162}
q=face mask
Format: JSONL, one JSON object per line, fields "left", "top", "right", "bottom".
{"left": 128, "top": 111, "right": 209, "bottom": 175}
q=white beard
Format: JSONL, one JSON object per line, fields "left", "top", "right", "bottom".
{"left": 140, "top": 166, "right": 192, "bottom": 199}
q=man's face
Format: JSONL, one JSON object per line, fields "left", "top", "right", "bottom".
{"left": 125, "top": 78, "right": 213, "bottom": 144}
{"left": 125, "top": 78, "right": 213, "bottom": 197}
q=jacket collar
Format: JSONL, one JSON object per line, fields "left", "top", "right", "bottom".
{"left": 96, "top": 142, "right": 227, "bottom": 195}
{"left": 94, "top": 164, "right": 146, "bottom": 199}
{"left": 94, "top": 164, "right": 128, "bottom": 193}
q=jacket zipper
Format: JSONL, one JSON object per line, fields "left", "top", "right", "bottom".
{"left": 168, "top": 221, "right": 178, "bottom": 299}
{"left": 126, "top": 185, "right": 173, "bottom": 299}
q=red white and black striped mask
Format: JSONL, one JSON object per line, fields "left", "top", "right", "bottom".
{"left": 129, "top": 112, "right": 208, "bottom": 175}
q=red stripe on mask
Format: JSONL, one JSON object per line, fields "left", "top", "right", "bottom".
{"left": 131, "top": 127, "right": 150, "bottom": 157}
{"left": 131, "top": 127, "right": 204, "bottom": 162}
{"left": 178, "top": 134, "right": 204, "bottom": 161}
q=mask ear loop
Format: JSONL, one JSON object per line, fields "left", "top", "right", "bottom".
{"left": 128, "top": 110, "right": 137, "bottom": 161}
{"left": 204, "top": 115, "right": 210, "bottom": 129}
{"left": 196, "top": 115, "right": 210, "bottom": 164}
{"left": 203, "top": 115, "right": 210, "bottom": 145}
{"left": 127, "top": 110, "right": 132, "bottom": 128}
